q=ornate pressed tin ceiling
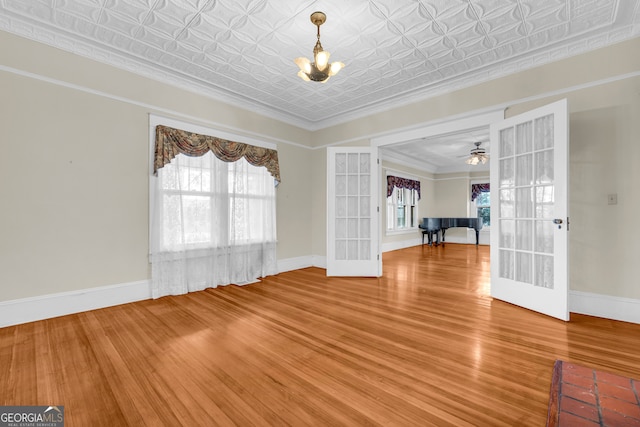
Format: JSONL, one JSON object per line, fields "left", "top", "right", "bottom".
{"left": 1, "top": 1, "right": 639, "bottom": 130}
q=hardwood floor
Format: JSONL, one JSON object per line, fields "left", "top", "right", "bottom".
{"left": 2, "top": 244, "right": 640, "bottom": 426}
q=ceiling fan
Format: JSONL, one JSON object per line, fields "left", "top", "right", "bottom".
{"left": 464, "top": 141, "right": 489, "bottom": 165}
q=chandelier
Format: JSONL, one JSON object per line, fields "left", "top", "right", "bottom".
{"left": 466, "top": 142, "right": 489, "bottom": 165}
{"left": 294, "top": 12, "right": 344, "bottom": 83}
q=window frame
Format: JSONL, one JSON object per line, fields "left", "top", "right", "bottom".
{"left": 471, "top": 180, "right": 491, "bottom": 230}
{"left": 149, "top": 114, "right": 278, "bottom": 255}
{"left": 386, "top": 173, "right": 420, "bottom": 234}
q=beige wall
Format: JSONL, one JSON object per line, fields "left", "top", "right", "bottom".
{"left": 0, "top": 31, "right": 314, "bottom": 302}
{"left": 568, "top": 93, "right": 640, "bottom": 299}
{"left": 1, "top": 72, "right": 149, "bottom": 301}
{"left": 2, "top": 28, "right": 640, "bottom": 305}
{"left": 275, "top": 144, "right": 314, "bottom": 260}
{"left": 431, "top": 174, "right": 473, "bottom": 241}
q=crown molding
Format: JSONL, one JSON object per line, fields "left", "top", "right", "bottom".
{"left": 1, "top": 11, "right": 638, "bottom": 131}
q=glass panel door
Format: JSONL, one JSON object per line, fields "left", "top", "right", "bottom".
{"left": 327, "top": 147, "right": 380, "bottom": 276}
{"left": 490, "top": 99, "right": 568, "bottom": 321}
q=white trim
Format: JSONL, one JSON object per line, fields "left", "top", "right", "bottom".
{"left": 371, "top": 110, "right": 506, "bottom": 147}
{"left": 382, "top": 237, "right": 422, "bottom": 253}
{"left": 149, "top": 114, "right": 276, "bottom": 151}
{"left": 311, "top": 255, "right": 327, "bottom": 270}
{"left": 0, "top": 254, "right": 321, "bottom": 328}
{"left": 470, "top": 177, "right": 491, "bottom": 184}
{"left": 2, "top": 9, "right": 639, "bottom": 131}
{"left": 434, "top": 175, "right": 486, "bottom": 182}
{"left": 3, "top": 62, "right": 640, "bottom": 148}
{"left": 384, "top": 169, "right": 421, "bottom": 182}
{"left": 382, "top": 167, "right": 435, "bottom": 182}
{"left": 2, "top": 266, "right": 635, "bottom": 328}
{"left": 381, "top": 236, "right": 488, "bottom": 252}
{"left": 381, "top": 149, "right": 439, "bottom": 173}
{"left": 440, "top": 236, "right": 477, "bottom": 245}
{"left": 277, "top": 256, "right": 314, "bottom": 273}
{"left": 0, "top": 64, "right": 301, "bottom": 149}
{"left": 0, "top": 281, "right": 151, "bottom": 328}
{"left": 570, "top": 290, "right": 640, "bottom": 325}
{"left": 385, "top": 228, "right": 420, "bottom": 237}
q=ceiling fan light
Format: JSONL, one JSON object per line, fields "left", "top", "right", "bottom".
{"left": 465, "top": 141, "right": 489, "bottom": 166}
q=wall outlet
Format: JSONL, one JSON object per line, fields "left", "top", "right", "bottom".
{"left": 607, "top": 193, "right": 618, "bottom": 205}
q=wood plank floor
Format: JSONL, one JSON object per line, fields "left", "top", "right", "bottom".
{"left": 2, "top": 244, "right": 640, "bottom": 426}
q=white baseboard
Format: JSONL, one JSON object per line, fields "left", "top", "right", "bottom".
{"left": 381, "top": 236, "right": 489, "bottom": 252}
{"left": 0, "top": 280, "right": 152, "bottom": 328}
{"left": 277, "top": 255, "right": 327, "bottom": 272}
{"left": 440, "top": 236, "right": 469, "bottom": 244}
{"left": 382, "top": 237, "right": 422, "bottom": 253}
{"left": 277, "top": 256, "right": 314, "bottom": 273}
{"left": 311, "top": 255, "right": 327, "bottom": 269}
{"left": 0, "top": 256, "right": 326, "bottom": 329}
{"left": 570, "top": 290, "right": 640, "bottom": 325}
{"left": 4, "top": 268, "right": 633, "bottom": 329}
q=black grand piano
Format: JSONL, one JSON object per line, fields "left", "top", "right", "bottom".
{"left": 419, "top": 217, "right": 483, "bottom": 246}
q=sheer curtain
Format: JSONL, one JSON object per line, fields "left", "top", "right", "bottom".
{"left": 150, "top": 151, "right": 277, "bottom": 298}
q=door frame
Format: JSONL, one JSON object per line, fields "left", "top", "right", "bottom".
{"left": 370, "top": 110, "right": 505, "bottom": 149}
{"left": 371, "top": 109, "right": 504, "bottom": 250}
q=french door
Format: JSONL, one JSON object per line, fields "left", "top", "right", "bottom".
{"left": 490, "top": 99, "right": 569, "bottom": 321}
{"left": 326, "top": 147, "right": 381, "bottom": 277}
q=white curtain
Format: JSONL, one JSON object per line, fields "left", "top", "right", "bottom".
{"left": 150, "top": 151, "right": 277, "bottom": 298}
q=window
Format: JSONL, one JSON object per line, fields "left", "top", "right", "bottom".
{"left": 387, "top": 186, "right": 419, "bottom": 231}
{"left": 157, "top": 153, "right": 276, "bottom": 251}
{"left": 149, "top": 121, "right": 279, "bottom": 299}
{"left": 473, "top": 184, "right": 491, "bottom": 227}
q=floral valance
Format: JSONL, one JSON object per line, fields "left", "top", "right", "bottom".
{"left": 154, "top": 125, "right": 281, "bottom": 183}
{"left": 471, "top": 183, "right": 490, "bottom": 201}
{"left": 386, "top": 175, "right": 421, "bottom": 200}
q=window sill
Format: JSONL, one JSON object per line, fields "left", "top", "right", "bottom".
{"left": 386, "top": 228, "right": 419, "bottom": 237}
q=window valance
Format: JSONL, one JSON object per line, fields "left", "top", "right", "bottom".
{"left": 387, "top": 175, "right": 421, "bottom": 200}
{"left": 154, "top": 125, "right": 281, "bottom": 183}
{"left": 471, "top": 183, "right": 490, "bottom": 201}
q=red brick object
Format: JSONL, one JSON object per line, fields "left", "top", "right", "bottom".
{"left": 547, "top": 360, "right": 640, "bottom": 427}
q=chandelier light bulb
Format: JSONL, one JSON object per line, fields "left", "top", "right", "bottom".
{"left": 316, "top": 50, "right": 330, "bottom": 70}
{"left": 329, "top": 61, "right": 344, "bottom": 76}
{"left": 294, "top": 57, "right": 311, "bottom": 74}
{"left": 297, "top": 70, "right": 311, "bottom": 81}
